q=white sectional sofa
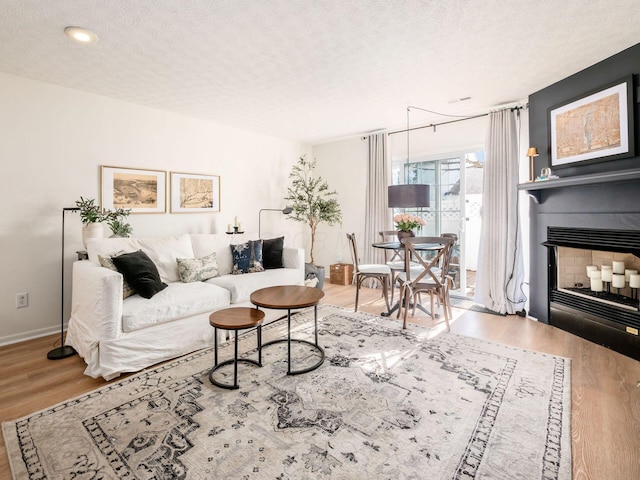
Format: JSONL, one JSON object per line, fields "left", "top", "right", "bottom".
{"left": 65, "top": 233, "right": 305, "bottom": 380}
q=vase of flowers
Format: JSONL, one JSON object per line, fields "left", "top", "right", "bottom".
{"left": 393, "top": 213, "right": 426, "bottom": 242}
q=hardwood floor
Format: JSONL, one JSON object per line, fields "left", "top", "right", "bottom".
{"left": 1, "top": 283, "right": 639, "bottom": 479}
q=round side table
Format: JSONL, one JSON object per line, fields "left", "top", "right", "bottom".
{"left": 250, "top": 285, "right": 325, "bottom": 375}
{"left": 208, "top": 307, "right": 265, "bottom": 390}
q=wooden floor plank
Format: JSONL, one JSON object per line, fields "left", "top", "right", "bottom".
{"left": 1, "top": 283, "right": 639, "bottom": 479}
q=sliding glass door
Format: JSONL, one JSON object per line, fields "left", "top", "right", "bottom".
{"left": 392, "top": 150, "right": 484, "bottom": 297}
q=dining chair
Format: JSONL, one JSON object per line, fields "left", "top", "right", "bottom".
{"left": 346, "top": 233, "right": 392, "bottom": 313}
{"left": 441, "top": 232, "right": 458, "bottom": 318}
{"left": 378, "top": 230, "right": 405, "bottom": 304}
{"left": 396, "top": 236, "right": 455, "bottom": 330}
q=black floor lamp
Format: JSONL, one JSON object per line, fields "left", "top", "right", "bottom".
{"left": 258, "top": 207, "right": 293, "bottom": 238}
{"left": 47, "top": 207, "right": 79, "bottom": 360}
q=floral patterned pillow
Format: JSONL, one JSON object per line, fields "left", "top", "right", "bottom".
{"left": 98, "top": 251, "right": 136, "bottom": 299}
{"left": 176, "top": 252, "right": 219, "bottom": 283}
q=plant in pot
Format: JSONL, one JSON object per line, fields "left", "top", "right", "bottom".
{"left": 75, "top": 196, "right": 109, "bottom": 248}
{"left": 106, "top": 207, "right": 133, "bottom": 238}
{"left": 285, "top": 155, "right": 342, "bottom": 289}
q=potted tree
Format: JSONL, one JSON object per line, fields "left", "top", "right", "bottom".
{"left": 285, "top": 155, "right": 342, "bottom": 289}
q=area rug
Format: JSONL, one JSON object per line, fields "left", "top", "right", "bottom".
{"left": 3, "top": 305, "right": 571, "bottom": 479}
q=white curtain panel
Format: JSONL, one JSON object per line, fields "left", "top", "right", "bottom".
{"left": 364, "top": 132, "right": 390, "bottom": 266}
{"left": 475, "top": 109, "right": 526, "bottom": 314}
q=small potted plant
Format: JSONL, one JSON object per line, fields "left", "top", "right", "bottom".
{"left": 285, "top": 155, "right": 342, "bottom": 289}
{"left": 75, "top": 196, "right": 108, "bottom": 248}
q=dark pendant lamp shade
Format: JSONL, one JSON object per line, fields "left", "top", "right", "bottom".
{"left": 388, "top": 184, "right": 430, "bottom": 208}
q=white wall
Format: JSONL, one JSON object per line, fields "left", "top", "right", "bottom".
{"left": 311, "top": 137, "right": 369, "bottom": 268}
{"left": 0, "top": 72, "right": 306, "bottom": 345}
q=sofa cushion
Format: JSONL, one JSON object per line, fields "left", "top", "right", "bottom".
{"left": 207, "top": 268, "right": 303, "bottom": 303}
{"left": 98, "top": 251, "right": 136, "bottom": 299}
{"left": 87, "top": 234, "right": 194, "bottom": 283}
{"left": 231, "top": 239, "right": 264, "bottom": 274}
{"left": 262, "top": 236, "right": 284, "bottom": 269}
{"left": 177, "top": 252, "right": 219, "bottom": 282}
{"left": 121, "top": 282, "right": 230, "bottom": 333}
{"left": 112, "top": 250, "right": 167, "bottom": 299}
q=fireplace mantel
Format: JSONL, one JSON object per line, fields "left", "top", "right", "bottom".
{"left": 517, "top": 168, "right": 640, "bottom": 204}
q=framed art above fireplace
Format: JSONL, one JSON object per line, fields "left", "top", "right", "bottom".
{"left": 549, "top": 75, "right": 634, "bottom": 168}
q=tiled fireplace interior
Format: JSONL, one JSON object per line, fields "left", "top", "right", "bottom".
{"left": 557, "top": 246, "right": 640, "bottom": 309}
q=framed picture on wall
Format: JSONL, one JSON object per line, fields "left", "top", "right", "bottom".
{"left": 170, "top": 172, "right": 220, "bottom": 213}
{"left": 101, "top": 166, "right": 167, "bottom": 213}
{"left": 549, "top": 75, "right": 634, "bottom": 168}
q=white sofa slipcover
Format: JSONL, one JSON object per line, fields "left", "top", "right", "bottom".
{"left": 65, "top": 233, "right": 305, "bottom": 380}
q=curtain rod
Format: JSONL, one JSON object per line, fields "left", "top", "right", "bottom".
{"left": 388, "top": 105, "right": 524, "bottom": 136}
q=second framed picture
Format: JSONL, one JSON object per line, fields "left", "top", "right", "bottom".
{"left": 170, "top": 172, "right": 220, "bottom": 213}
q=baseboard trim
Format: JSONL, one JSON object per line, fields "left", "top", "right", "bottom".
{"left": 0, "top": 324, "right": 66, "bottom": 347}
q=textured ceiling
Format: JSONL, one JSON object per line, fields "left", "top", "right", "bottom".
{"left": 1, "top": 0, "right": 639, "bottom": 144}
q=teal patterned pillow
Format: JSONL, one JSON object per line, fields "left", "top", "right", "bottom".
{"left": 98, "top": 251, "right": 136, "bottom": 299}
{"left": 177, "top": 252, "right": 219, "bottom": 282}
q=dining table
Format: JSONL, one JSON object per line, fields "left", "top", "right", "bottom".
{"left": 371, "top": 240, "right": 444, "bottom": 317}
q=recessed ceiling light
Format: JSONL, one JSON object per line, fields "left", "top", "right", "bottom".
{"left": 64, "top": 26, "right": 99, "bottom": 44}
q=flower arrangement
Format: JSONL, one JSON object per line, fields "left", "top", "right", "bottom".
{"left": 393, "top": 213, "right": 426, "bottom": 232}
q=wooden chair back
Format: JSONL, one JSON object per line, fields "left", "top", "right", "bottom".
{"left": 379, "top": 230, "right": 402, "bottom": 263}
{"left": 346, "top": 233, "right": 360, "bottom": 271}
{"left": 401, "top": 236, "right": 455, "bottom": 286}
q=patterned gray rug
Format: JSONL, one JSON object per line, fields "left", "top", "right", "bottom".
{"left": 3, "top": 305, "right": 571, "bottom": 479}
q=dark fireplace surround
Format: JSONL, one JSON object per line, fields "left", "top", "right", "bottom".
{"left": 524, "top": 175, "right": 640, "bottom": 361}
{"left": 544, "top": 226, "right": 640, "bottom": 360}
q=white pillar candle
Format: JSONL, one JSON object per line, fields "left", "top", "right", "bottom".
{"left": 625, "top": 269, "right": 638, "bottom": 282}
{"left": 613, "top": 261, "right": 625, "bottom": 274}
{"left": 601, "top": 265, "right": 612, "bottom": 271}
{"left": 601, "top": 269, "right": 613, "bottom": 282}
{"left": 630, "top": 274, "right": 640, "bottom": 289}
{"left": 234, "top": 216, "right": 238, "bottom": 226}
{"left": 590, "top": 277, "right": 604, "bottom": 292}
{"left": 586, "top": 265, "right": 598, "bottom": 276}
{"left": 612, "top": 274, "right": 626, "bottom": 289}
{"left": 237, "top": 222, "right": 242, "bottom": 231}
{"left": 227, "top": 224, "right": 232, "bottom": 232}
{"left": 589, "top": 270, "right": 601, "bottom": 279}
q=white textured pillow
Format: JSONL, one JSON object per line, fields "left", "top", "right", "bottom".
{"left": 177, "top": 252, "right": 219, "bottom": 283}
{"left": 98, "top": 251, "right": 136, "bottom": 299}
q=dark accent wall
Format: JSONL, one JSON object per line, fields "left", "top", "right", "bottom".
{"left": 528, "top": 43, "right": 640, "bottom": 323}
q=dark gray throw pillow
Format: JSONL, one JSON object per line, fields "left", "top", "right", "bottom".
{"left": 262, "top": 236, "right": 284, "bottom": 269}
{"left": 111, "top": 250, "right": 167, "bottom": 299}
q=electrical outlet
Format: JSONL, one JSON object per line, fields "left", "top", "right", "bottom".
{"left": 16, "top": 292, "right": 28, "bottom": 308}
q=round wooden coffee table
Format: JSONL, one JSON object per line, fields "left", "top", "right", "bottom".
{"left": 208, "top": 307, "right": 265, "bottom": 389}
{"left": 250, "top": 285, "right": 325, "bottom": 375}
